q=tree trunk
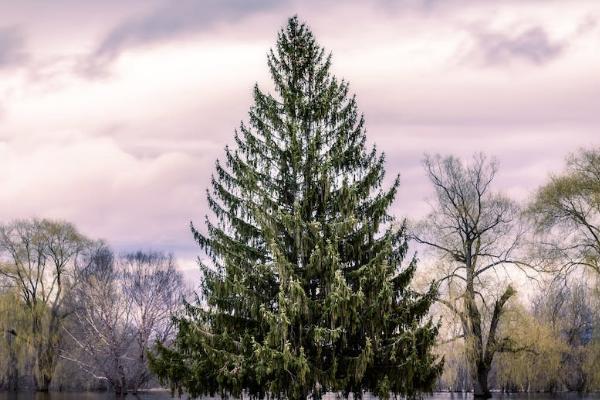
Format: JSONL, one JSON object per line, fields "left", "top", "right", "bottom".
{"left": 463, "top": 269, "right": 491, "bottom": 399}
{"left": 36, "top": 335, "right": 60, "bottom": 391}
{"left": 35, "top": 311, "right": 61, "bottom": 392}
{"left": 473, "top": 364, "right": 491, "bottom": 398}
{"left": 32, "top": 312, "right": 50, "bottom": 392}
{"left": 35, "top": 340, "right": 56, "bottom": 391}
{"left": 37, "top": 375, "right": 52, "bottom": 392}
{"left": 5, "top": 330, "right": 18, "bottom": 391}
{"left": 36, "top": 345, "right": 54, "bottom": 391}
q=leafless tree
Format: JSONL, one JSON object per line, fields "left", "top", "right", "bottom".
{"left": 413, "top": 153, "right": 530, "bottom": 398}
{"left": 62, "top": 248, "right": 184, "bottom": 395}
{"left": 121, "top": 251, "right": 183, "bottom": 391}
{"left": 0, "top": 218, "right": 92, "bottom": 391}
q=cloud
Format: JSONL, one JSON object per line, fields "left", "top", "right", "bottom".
{"left": 0, "top": 0, "right": 598, "bottom": 277}
{"left": 82, "top": 0, "right": 286, "bottom": 76}
{"left": 0, "top": 134, "right": 207, "bottom": 257}
{"left": 0, "top": 26, "right": 27, "bottom": 68}
{"left": 471, "top": 26, "right": 565, "bottom": 66}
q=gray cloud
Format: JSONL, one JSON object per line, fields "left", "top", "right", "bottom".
{"left": 79, "top": 0, "right": 487, "bottom": 76}
{"left": 472, "top": 26, "right": 564, "bottom": 66}
{"left": 0, "top": 26, "right": 27, "bottom": 68}
{"left": 82, "top": 0, "right": 286, "bottom": 76}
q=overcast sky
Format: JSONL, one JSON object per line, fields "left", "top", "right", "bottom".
{"left": 0, "top": 0, "right": 598, "bottom": 277}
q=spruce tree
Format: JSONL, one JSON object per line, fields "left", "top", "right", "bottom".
{"left": 149, "top": 16, "right": 442, "bottom": 400}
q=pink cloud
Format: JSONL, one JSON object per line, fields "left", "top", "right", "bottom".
{"left": 0, "top": 1, "right": 599, "bottom": 281}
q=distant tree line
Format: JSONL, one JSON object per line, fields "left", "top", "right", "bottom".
{"left": 0, "top": 219, "right": 185, "bottom": 394}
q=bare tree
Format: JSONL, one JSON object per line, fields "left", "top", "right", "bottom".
{"left": 413, "top": 153, "right": 529, "bottom": 398}
{"left": 121, "top": 251, "right": 183, "bottom": 391}
{"left": 61, "top": 244, "right": 132, "bottom": 393}
{"left": 0, "top": 218, "right": 91, "bottom": 391}
{"left": 62, "top": 248, "right": 184, "bottom": 395}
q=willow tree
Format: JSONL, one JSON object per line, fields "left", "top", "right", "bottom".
{"left": 528, "top": 147, "right": 600, "bottom": 275}
{"left": 150, "top": 16, "right": 441, "bottom": 400}
{"left": 0, "top": 218, "right": 92, "bottom": 391}
{"left": 0, "top": 288, "right": 30, "bottom": 390}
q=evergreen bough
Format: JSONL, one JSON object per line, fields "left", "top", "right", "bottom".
{"left": 149, "top": 16, "right": 442, "bottom": 400}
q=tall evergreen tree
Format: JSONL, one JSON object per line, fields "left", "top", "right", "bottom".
{"left": 149, "top": 16, "right": 442, "bottom": 400}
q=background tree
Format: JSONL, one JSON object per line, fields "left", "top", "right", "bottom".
{"left": 531, "top": 277, "right": 600, "bottom": 392}
{"left": 0, "top": 287, "right": 31, "bottom": 391}
{"left": 492, "top": 302, "right": 565, "bottom": 393}
{"left": 150, "top": 16, "right": 442, "bottom": 400}
{"left": 62, "top": 247, "right": 184, "bottom": 395}
{"left": 413, "top": 153, "right": 528, "bottom": 398}
{"left": 528, "top": 147, "right": 600, "bottom": 275}
{"left": 0, "top": 218, "right": 91, "bottom": 391}
{"left": 120, "top": 251, "right": 184, "bottom": 391}
{"left": 431, "top": 274, "right": 600, "bottom": 394}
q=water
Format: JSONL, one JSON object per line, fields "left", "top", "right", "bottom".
{"left": 0, "top": 393, "right": 599, "bottom": 400}
{"left": 0, "top": 393, "right": 178, "bottom": 400}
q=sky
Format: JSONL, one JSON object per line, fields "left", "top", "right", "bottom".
{"left": 0, "top": 0, "right": 599, "bottom": 279}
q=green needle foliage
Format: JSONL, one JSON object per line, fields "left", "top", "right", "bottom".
{"left": 149, "top": 16, "right": 442, "bottom": 400}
